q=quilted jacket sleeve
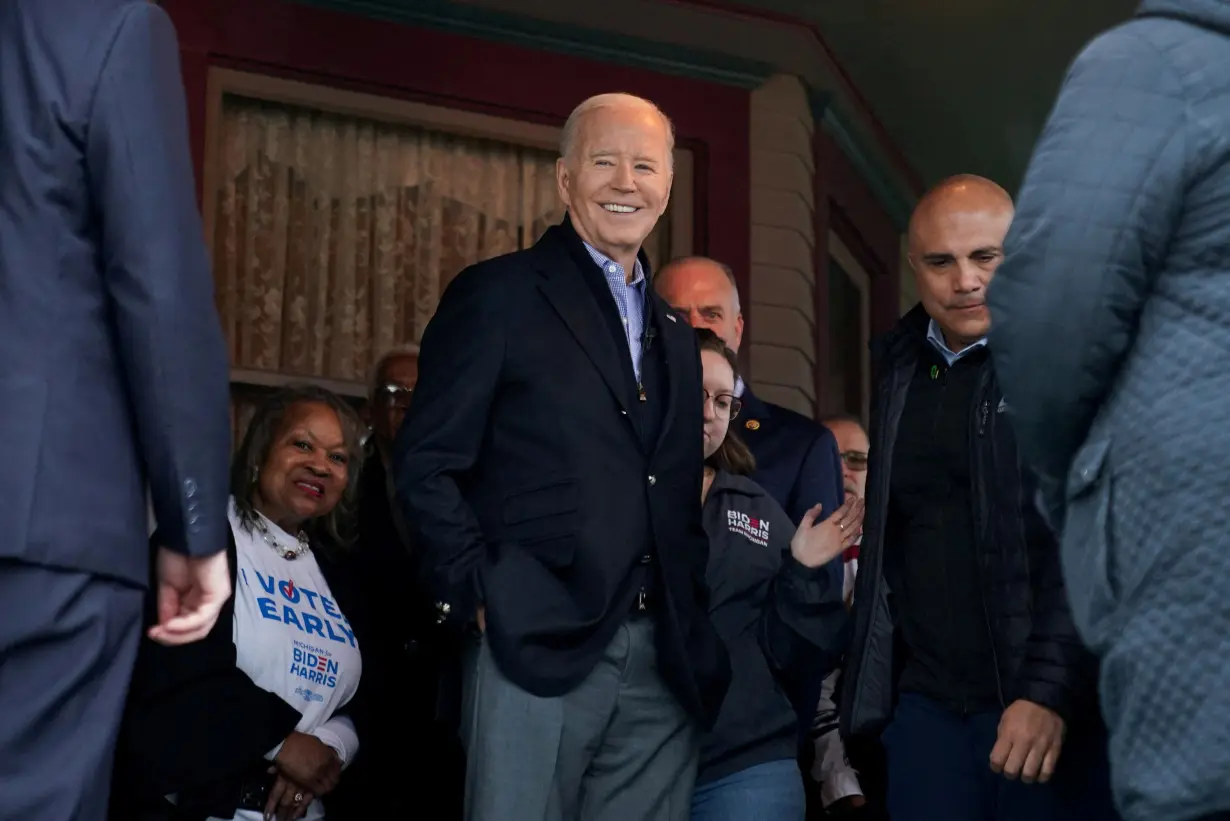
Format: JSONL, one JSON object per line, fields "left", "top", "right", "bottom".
{"left": 1012, "top": 468, "right": 1098, "bottom": 724}
{"left": 987, "top": 23, "right": 1192, "bottom": 504}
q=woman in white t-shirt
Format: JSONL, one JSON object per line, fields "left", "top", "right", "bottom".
{"left": 113, "top": 386, "right": 371, "bottom": 821}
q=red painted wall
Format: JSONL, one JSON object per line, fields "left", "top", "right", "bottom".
{"left": 162, "top": 0, "right": 751, "bottom": 310}
{"left": 813, "top": 128, "right": 902, "bottom": 409}
{"left": 817, "top": 130, "right": 901, "bottom": 336}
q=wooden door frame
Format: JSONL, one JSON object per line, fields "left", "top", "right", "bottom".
{"left": 812, "top": 128, "right": 902, "bottom": 420}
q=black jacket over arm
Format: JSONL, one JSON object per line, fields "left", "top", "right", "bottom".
{"left": 113, "top": 529, "right": 370, "bottom": 818}
{"left": 393, "top": 217, "right": 730, "bottom": 727}
{"left": 840, "top": 306, "right": 1097, "bottom": 739}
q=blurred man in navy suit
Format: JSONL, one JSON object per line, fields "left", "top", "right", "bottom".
{"left": 0, "top": 2, "right": 234, "bottom": 818}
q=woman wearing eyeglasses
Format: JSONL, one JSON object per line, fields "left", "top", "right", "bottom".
{"left": 690, "top": 328, "right": 865, "bottom": 821}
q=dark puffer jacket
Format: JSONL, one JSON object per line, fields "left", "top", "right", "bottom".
{"left": 839, "top": 305, "right": 1097, "bottom": 740}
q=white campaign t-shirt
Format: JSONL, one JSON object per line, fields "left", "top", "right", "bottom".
{"left": 215, "top": 500, "right": 363, "bottom": 821}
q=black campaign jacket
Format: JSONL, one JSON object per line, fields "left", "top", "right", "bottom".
{"left": 699, "top": 470, "right": 847, "bottom": 783}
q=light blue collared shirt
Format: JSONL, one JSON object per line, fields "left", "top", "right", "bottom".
{"left": 926, "top": 317, "right": 987, "bottom": 366}
{"left": 582, "top": 242, "right": 647, "bottom": 383}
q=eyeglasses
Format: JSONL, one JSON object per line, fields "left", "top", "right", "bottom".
{"left": 840, "top": 450, "right": 869, "bottom": 472}
{"left": 378, "top": 383, "right": 414, "bottom": 410}
{"left": 703, "top": 390, "right": 742, "bottom": 420}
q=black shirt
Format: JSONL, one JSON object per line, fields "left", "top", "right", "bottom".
{"left": 884, "top": 345, "right": 999, "bottom": 714}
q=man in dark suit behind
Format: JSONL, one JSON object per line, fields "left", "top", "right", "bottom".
{"left": 346, "top": 347, "right": 464, "bottom": 819}
{"left": 395, "top": 92, "right": 730, "bottom": 821}
{"left": 0, "top": 2, "right": 234, "bottom": 818}
{"left": 654, "top": 257, "right": 844, "bottom": 527}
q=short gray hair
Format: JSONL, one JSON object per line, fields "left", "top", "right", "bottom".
{"left": 367, "top": 345, "right": 420, "bottom": 404}
{"left": 560, "top": 93, "right": 675, "bottom": 169}
{"left": 655, "top": 255, "right": 741, "bottom": 313}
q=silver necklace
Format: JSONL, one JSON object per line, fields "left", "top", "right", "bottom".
{"left": 254, "top": 516, "right": 311, "bottom": 560}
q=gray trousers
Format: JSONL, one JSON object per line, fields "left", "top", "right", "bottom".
{"left": 0, "top": 560, "right": 143, "bottom": 821}
{"left": 461, "top": 619, "right": 699, "bottom": 821}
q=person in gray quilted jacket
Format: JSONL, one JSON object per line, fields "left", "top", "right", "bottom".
{"left": 987, "top": 3, "right": 1230, "bottom": 820}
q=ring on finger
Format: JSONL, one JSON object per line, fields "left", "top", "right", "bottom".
{"left": 293, "top": 793, "right": 304, "bottom": 805}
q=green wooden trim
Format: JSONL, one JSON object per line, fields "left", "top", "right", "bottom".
{"left": 810, "top": 89, "right": 914, "bottom": 230}
{"left": 291, "top": 0, "right": 776, "bottom": 89}
{"left": 821, "top": 109, "right": 914, "bottom": 230}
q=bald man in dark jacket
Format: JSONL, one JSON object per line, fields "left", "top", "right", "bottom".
{"left": 841, "top": 177, "right": 1111, "bottom": 821}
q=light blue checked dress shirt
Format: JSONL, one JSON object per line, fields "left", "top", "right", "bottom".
{"left": 582, "top": 242, "right": 648, "bottom": 383}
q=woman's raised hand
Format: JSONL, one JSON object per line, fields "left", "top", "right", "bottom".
{"left": 789, "top": 496, "right": 864, "bottom": 569}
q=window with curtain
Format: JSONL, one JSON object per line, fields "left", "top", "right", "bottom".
{"left": 207, "top": 82, "right": 676, "bottom": 446}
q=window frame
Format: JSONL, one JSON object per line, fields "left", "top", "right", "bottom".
{"left": 826, "top": 230, "right": 872, "bottom": 422}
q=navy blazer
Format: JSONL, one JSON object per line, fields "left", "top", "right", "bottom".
{"left": 0, "top": 1, "right": 231, "bottom": 584}
{"left": 395, "top": 217, "right": 731, "bottom": 727}
{"left": 737, "top": 389, "right": 844, "bottom": 526}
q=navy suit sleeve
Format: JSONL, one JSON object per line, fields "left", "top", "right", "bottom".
{"left": 85, "top": 4, "right": 232, "bottom": 557}
{"left": 794, "top": 427, "right": 845, "bottom": 524}
{"left": 795, "top": 427, "right": 846, "bottom": 591}
{"left": 393, "top": 264, "right": 505, "bottom": 621}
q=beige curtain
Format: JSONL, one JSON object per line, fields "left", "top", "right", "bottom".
{"left": 213, "top": 93, "right": 567, "bottom": 381}
{"left": 212, "top": 92, "right": 672, "bottom": 444}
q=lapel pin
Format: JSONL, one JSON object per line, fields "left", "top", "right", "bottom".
{"left": 745, "top": 419, "right": 760, "bottom": 431}
{"left": 930, "top": 365, "right": 940, "bottom": 380}
{"left": 666, "top": 314, "right": 677, "bottom": 323}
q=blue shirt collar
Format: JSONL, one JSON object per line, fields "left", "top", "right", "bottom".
{"left": 582, "top": 241, "right": 646, "bottom": 288}
{"left": 926, "top": 317, "right": 987, "bottom": 366}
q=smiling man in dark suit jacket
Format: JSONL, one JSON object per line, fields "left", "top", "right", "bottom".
{"left": 395, "top": 93, "right": 730, "bottom": 821}
{"left": 655, "top": 257, "right": 844, "bottom": 527}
